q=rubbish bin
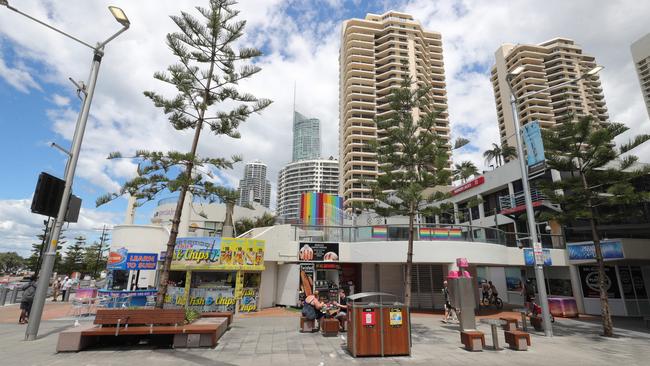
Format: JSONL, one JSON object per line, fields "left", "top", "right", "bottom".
{"left": 0, "top": 286, "right": 8, "bottom": 306}
{"left": 347, "top": 292, "right": 411, "bottom": 357}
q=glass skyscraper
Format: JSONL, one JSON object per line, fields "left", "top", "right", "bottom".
{"left": 292, "top": 111, "right": 320, "bottom": 162}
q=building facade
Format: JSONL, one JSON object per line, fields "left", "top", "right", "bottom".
{"left": 491, "top": 38, "right": 609, "bottom": 148}
{"left": 339, "top": 11, "right": 451, "bottom": 208}
{"left": 237, "top": 160, "right": 272, "bottom": 208}
{"left": 292, "top": 111, "right": 321, "bottom": 161}
{"left": 631, "top": 33, "right": 650, "bottom": 119}
{"left": 277, "top": 158, "right": 339, "bottom": 221}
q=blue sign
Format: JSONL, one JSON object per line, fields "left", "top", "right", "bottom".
{"left": 125, "top": 253, "right": 158, "bottom": 270}
{"left": 107, "top": 247, "right": 128, "bottom": 270}
{"left": 522, "top": 121, "right": 546, "bottom": 167}
{"left": 567, "top": 240, "right": 624, "bottom": 261}
{"left": 523, "top": 248, "right": 552, "bottom": 266}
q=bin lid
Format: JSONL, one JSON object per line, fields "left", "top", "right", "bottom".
{"left": 347, "top": 292, "right": 402, "bottom": 304}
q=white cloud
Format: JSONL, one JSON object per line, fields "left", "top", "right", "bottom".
{"left": 0, "top": 0, "right": 648, "bottom": 212}
{"left": 0, "top": 199, "right": 119, "bottom": 256}
{"left": 51, "top": 93, "right": 70, "bottom": 106}
{"left": 0, "top": 52, "right": 41, "bottom": 93}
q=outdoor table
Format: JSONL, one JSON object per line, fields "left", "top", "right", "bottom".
{"left": 481, "top": 318, "right": 506, "bottom": 350}
{"left": 514, "top": 308, "right": 528, "bottom": 331}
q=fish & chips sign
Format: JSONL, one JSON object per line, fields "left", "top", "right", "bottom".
{"left": 171, "top": 237, "right": 265, "bottom": 271}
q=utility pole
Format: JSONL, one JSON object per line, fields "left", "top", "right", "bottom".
{"left": 94, "top": 225, "right": 110, "bottom": 278}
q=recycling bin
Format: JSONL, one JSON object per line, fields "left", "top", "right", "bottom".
{"left": 347, "top": 292, "right": 410, "bottom": 357}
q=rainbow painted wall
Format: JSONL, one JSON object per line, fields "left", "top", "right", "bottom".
{"left": 300, "top": 192, "right": 344, "bottom": 226}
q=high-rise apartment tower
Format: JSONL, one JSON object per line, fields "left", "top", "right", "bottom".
{"left": 236, "top": 160, "right": 271, "bottom": 208}
{"left": 339, "top": 11, "right": 450, "bottom": 208}
{"left": 631, "top": 33, "right": 650, "bottom": 119}
{"left": 277, "top": 157, "right": 339, "bottom": 221}
{"left": 292, "top": 111, "right": 321, "bottom": 161}
{"left": 491, "top": 38, "right": 609, "bottom": 148}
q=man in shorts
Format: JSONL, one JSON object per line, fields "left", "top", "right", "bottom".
{"left": 442, "top": 281, "right": 457, "bottom": 323}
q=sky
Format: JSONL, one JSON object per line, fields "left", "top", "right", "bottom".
{"left": 0, "top": 0, "right": 649, "bottom": 256}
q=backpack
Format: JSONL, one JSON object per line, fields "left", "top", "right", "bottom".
{"left": 23, "top": 283, "right": 37, "bottom": 302}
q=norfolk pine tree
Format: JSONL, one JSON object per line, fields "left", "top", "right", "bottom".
{"left": 96, "top": 0, "right": 271, "bottom": 307}
{"left": 540, "top": 115, "right": 650, "bottom": 337}
{"left": 366, "top": 75, "right": 468, "bottom": 307}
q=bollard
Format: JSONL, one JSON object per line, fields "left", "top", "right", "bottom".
{"left": 0, "top": 287, "right": 8, "bottom": 306}
{"left": 9, "top": 288, "right": 19, "bottom": 304}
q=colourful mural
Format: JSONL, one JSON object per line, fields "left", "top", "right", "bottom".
{"left": 300, "top": 192, "right": 344, "bottom": 226}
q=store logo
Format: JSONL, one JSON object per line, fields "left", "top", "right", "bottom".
{"left": 585, "top": 271, "right": 612, "bottom": 292}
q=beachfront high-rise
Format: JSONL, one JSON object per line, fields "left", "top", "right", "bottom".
{"left": 631, "top": 33, "right": 650, "bottom": 119}
{"left": 292, "top": 111, "right": 321, "bottom": 162}
{"left": 236, "top": 160, "right": 272, "bottom": 208}
{"left": 339, "top": 11, "right": 450, "bottom": 208}
{"left": 277, "top": 157, "right": 339, "bottom": 221}
{"left": 491, "top": 38, "right": 609, "bottom": 148}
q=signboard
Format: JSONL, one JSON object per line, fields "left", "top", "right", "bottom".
{"left": 171, "top": 237, "right": 265, "bottom": 271}
{"left": 298, "top": 242, "right": 339, "bottom": 262}
{"left": 107, "top": 248, "right": 128, "bottom": 270}
{"left": 389, "top": 308, "right": 403, "bottom": 326}
{"left": 522, "top": 121, "right": 546, "bottom": 167}
{"left": 567, "top": 240, "right": 624, "bottom": 262}
{"left": 578, "top": 265, "right": 621, "bottom": 299}
{"left": 107, "top": 248, "right": 157, "bottom": 270}
{"left": 524, "top": 248, "right": 552, "bottom": 266}
{"left": 239, "top": 287, "right": 259, "bottom": 312}
{"left": 451, "top": 176, "right": 485, "bottom": 196}
{"left": 362, "top": 308, "right": 376, "bottom": 327}
{"left": 125, "top": 253, "right": 158, "bottom": 270}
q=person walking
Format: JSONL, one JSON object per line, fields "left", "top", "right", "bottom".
{"left": 19, "top": 277, "right": 37, "bottom": 324}
{"left": 61, "top": 276, "right": 73, "bottom": 302}
{"left": 51, "top": 278, "right": 61, "bottom": 302}
{"left": 441, "top": 280, "right": 457, "bottom": 323}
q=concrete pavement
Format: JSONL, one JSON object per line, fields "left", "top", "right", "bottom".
{"left": 0, "top": 306, "right": 649, "bottom": 366}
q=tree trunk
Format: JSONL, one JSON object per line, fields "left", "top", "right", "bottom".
{"left": 582, "top": 174, "right": 614, "bottom": 336}
{"left": 404, "top": 203, "right": 415, "bottom": 307}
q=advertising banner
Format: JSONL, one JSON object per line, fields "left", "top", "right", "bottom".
{"left": 171, "top": 237, "right": 265, "bottom": 271}
{"left": 298, "top": 242, "right": 339, "bottom": 262}
{"left": 579, "top": 265, "right": 621, "bottom": 299}
{"left": 107, "top": 248, "right": 158, "bottom": 270}
{"left": 522, "top": 121, "right": 546, "bottom": 167}
{"left": 567, "top": 240, "right": 624, "bottom": 262}
{"left": 239, "top": 287, "right": 259, "bottom": 312}
{"left": 523, "top": 248, "right": 552, "bottom": 266}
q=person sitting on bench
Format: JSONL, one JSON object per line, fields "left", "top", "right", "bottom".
{"left": 333, "top": 289, "right": 348, "bottom": 331}
{"left": 302, "top": 291, "right": 325, "bottom": 328}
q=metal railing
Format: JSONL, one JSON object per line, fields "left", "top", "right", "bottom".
{"left": 499, "top": 188, "right": 546, "bottom": 210}
{"left": 292, "top": 223, "right": 513, "bottom": 246}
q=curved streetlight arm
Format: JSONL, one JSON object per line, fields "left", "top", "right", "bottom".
{"left": 97, "top": 24, "right": 129, "bottom": 50}
{"left": 1, "top": 3, "right": 96, "bottom": 50}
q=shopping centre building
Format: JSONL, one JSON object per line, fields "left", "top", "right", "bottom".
{"left": 107, "top": 162, "right": 650, "bottom": 317}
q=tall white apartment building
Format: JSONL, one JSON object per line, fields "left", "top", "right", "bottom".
{"left": 339, "top": 11, "right": 450, "bottom": 208}
{"left": 631, "top": 33, "right": 650, "bottom": 119}
{"left": 277, "top": 158, "right": 339, "bottom": 221}
{"left": 236, "top": 160, "right": 271, "bottom": 208}
{"left": 491, "top": 38, "right": 608, "bottom": 148}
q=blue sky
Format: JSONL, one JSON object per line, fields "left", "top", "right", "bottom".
{"left": 1, "top": 0, "right": 649, "bottom": 256}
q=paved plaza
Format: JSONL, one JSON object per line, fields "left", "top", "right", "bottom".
{"left": 0, "top": 305, "right": 649, "bottom": 366}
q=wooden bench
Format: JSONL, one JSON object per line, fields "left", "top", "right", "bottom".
{"left": 57, "top": 309, "right": 225, "bottom": 352}
{"left": 300, "top": 317, "right": 316, "bottom": 333}
{"left": 505, "top": 330, "right": 531, "bottom": 351}
{"left": 500, "top": 317, "right": 519, "bottom": 331}
{"left": 201, "top": 311, "right": 234, "bottom": 328}
{"left": 460, "top": 330, "right": 485, "bottom": 351}
{"left": 320, "top": 318, "right": 339, "bottom": 337}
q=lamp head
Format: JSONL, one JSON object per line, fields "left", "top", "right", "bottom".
{"left": 0, "top": 0, "right": 8, "bottom": 7}
{"left": 108, "top": 6, "right": 130, "bottom": 27}
{"left": 586, "top": 65, "right": 604, "bottom": 76}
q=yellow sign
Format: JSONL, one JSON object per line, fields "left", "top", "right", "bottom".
{"left": 389, "top": 309, "right": 403, "bottom": 326}
{"left": 170, "top": 237, "right": 265, "bottom": 271}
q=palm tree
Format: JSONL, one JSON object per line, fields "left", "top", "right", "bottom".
{"left": 453, "top": 161, "right": 479, "bottom": 183}
{"left": 484, "top": 143, "right": 517, "bottom": 167}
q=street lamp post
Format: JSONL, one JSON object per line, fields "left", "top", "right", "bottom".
{"left": 506, "top": 64, "right": 603, "bottom": 337}
{"left": 1, "top": 1, "right": 130, "bottom": 341}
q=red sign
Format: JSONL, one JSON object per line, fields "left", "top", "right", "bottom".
{"left": 362, "top": 308, "right": 376, "bottom": 326}
{"left": 451, "top": 176, "right": 485, "bottom": 195}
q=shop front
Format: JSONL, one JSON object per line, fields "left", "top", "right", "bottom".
{"left": 568, "top": 239, "right": 650, "bottom": 316}
{"left": 164, "top": 237, "right": 265, "bottom": 313}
